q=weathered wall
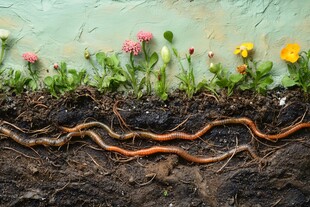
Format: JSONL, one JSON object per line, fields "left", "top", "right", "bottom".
{"left": 1, "top": 0, "right": 309, "bottom": 86}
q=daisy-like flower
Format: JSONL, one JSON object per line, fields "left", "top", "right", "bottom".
{"left": 234, "top": 42, "right": 254, "bottom": 58}
{"left": 137, "top": 31, "right": 153, "bottom": 43}
{"left": 0, "top": 29, "right": 10, "bottom": 41}
{"left": 236, "top": 64, "right": 247, "bottom": 75}
{"left": 22, "top": 52, "right": 38, "bottom": 63}
{"left": 122, "top": 40, "right": 141, "bottom": 56}
{"left": 280, "top": 43, "right": 300, "bottom": 63}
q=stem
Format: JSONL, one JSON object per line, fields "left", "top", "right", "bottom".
{"left": 89, "top": 57, "right": 100, "bottom": 77}
{"left": 142, "top": 41, "right": 148, "bottom": 62}
{"left": 129, "top": 53, "right": 138, "bottom": 96}
{"left": 0, "top": 41, "right": 6, "bottom": 66}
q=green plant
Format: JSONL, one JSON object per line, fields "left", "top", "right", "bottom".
{"left": 155, "top": 45, "right": 171, "bottom": 100}
{"left": 0, "top": 29, "right": 10, "bottom": 66}
{"left": 239, "top": 61, "right": 274, "bottom": 94}
{"left": 43, "top": 62, "right": 88, "bottom": 97}
{"left": 86, "top": 50, "right": 127, "bottom": 93}
{"left": 163, "top": 31, "right": 205, "bottom": 98}
{"left": 282, "top": 46, "right": 310, "bottom": 94}
{"left": 137, "top": 31, "right": 159, "bottom": 95}
{"left": 212, "top": 63, "right": 243, "bottom": 96}
{"left": 122, "top": 39, "right": 146, "bottom": 98}
{"left": 3, "top": 69, "right": 31, "bottom": 94}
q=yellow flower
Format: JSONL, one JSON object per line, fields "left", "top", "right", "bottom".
{"left": 280, "top": 43, "right": 300, "bottom": 63}
{"left": 234, "top": 42, "right": 254, "bottom": 58}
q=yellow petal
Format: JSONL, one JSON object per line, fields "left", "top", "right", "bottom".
{"left": 287, "top": 53, "right": 299, "bottom": 63}
{"left": 241, "top": 49, "right": 248, "bottom": 58}
{"left": 288, "top": 43, "right": 300, "bottom": 53}
{"left": 234, "top": 48, "right": 241, "bottom": 55}
{"left": 280, "top": 48, "right": 288, "bottom": 60}
{"left": 242, "top": 42, "right": 253, "bottom": 50}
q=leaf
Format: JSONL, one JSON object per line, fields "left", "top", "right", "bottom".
{"left": 96, "top": 52, "right": 106, "bottom": 68}
{"left": 229, "top": 73, "right": 243, "bottom": 83}
{"left": 256, "top": 61, "right": 273, "bottom": 77}
{"left": 149, "top": 52, "right": 159, "bottom": 68}
{"left": 163, "top": 31, "right": 173, "bottom": 43}
{"left": 15, "top": 70, "right": 21, "bottom": 81}
{"left": 29, "top": 79, "right": 37, "bottom": 91}
{"left": 282, "top": 76, "right": 297, "bottom": 87}
{"left": 239, "top": 83, "right": 252, "bottom": 91}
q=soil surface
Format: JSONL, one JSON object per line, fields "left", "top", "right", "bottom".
{"left": 0, "top": 88, "right": 309, "bottom": 207}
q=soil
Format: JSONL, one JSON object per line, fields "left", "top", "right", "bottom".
{"left": 0, "top": 87, "right": 309, "bottom": 207}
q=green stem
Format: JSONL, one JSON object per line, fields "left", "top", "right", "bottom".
{"left": 142, "top": 41, "right": 148, "bottom": 62}
{"left": 0, "top": 41, "right": 6, "bottom": 66}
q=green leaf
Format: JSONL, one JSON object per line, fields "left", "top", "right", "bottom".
{"left": 149, "top": 52, "right": 159, "bottom": 68}
{"left": 282, "top": 75, "right": 297, "bottom": 87}
{"left": 256, "top": 61, "right": 273, "bottom": 77}
{"left": 29, "top": 79, "right": 37, "bottom": 91}
{"left": 239, "top": 83, "right": 253, "bottom": 91}
{"left": 229, "top": 73, "right": 243, "bottom": 83}
{"left": 163, "top": 31, "right": 173, "bottom": 43}
{"left": 96, "top": 52, "right": 106, "bottom": 68}
{"left": 15, "top": 70, "right": 21, "bottom": 80}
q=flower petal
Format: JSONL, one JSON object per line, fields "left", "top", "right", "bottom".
{"left": 234, "top": 48, "right": 241, "bottom": 55}
{"left": 243, "top": 42, "right": 254, "bottom": 50}
{"left": 241, "top": 49, "right": 248, "bottom": 58}
{"left": 280, "top": 48, "right": 288, "bottom": 60}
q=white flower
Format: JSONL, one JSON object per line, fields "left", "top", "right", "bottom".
{"left": 279, "top": 97, "right": 287, "bottom": 106}
{"left": 0, "top": 29, "right": 10, "bottom": 41}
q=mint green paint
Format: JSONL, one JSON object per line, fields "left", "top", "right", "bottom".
{"left": 0, "top": 0, "right": 309, "bottom": 87}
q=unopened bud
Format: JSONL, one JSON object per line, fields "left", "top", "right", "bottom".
{"left": 161, "top": 46, "right": 171, "bottom": 64}
{"left": 189, "top": 47, "right": 194, "bottom": 55}
{"left": 208, "top": 51, "right": 214, "bottom": 58}
{"left": 84, "top": 49, "right": 90, "bottom": 59}
{"left": 53, "top": 63, "right": 59, "bottom": 69}
{"left": 209, "top": 62, "right": 220, "bottom": 74}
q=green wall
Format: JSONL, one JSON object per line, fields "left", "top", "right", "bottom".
{"left": 1, "top": 0, "right": 309, "bottom": 87}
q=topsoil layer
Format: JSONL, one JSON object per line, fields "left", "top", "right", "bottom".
{"left": 0, "top": 88, "right": 309, "bottom": 207}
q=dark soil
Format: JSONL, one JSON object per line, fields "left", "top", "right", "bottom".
{"left": 0, "top": 88, "right": 309, "bottom": 207}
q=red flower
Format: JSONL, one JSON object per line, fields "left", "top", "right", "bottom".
{"left": 53, "top": 63, "right": 59, "bottom": 69}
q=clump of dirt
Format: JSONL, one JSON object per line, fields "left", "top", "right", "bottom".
{"left": 0, "top": 88, "right": 309, "bottom": 207}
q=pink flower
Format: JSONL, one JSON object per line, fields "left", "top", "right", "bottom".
{"left": 22, "top": 52, "right": 38, "bottom": 63}
{"left": 137, "top": 31, "right": 153, "bottom": 42}
{"left": 122, "top": 40, "right": 141, "bottom": 56}
{"left": 189, "top": 47, "right": 194, "bottom": 55}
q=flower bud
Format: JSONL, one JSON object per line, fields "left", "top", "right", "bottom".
{"left": 208, "top": 51, "right": 214, "bottom": 58}
{"left": 189, "top": 47, "right": 194, "bottom": 55}
{"left": 53, "top": 63, "right": 59, "bottom": 70}
{"left": 161, "top": 46, "right": 171, "bottom": 64}
{"left": 0, "top": 29, "right": 10, "bottom": 42}
{"left": 84, "top": 49, "right": 90, "bottom": 59}
{"left": 209, "top": 62, "right": 220, "bottom": 74}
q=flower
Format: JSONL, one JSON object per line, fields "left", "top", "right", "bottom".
{"left": 0, "top": 29, "right": 10, "bottom": 41}
{"left": 161, "top": 46, "right": 171, "bottom": 64}
{"left": 53, "top": 63, "right": 59, "bottom": 69}
{"left": 208, "top": 51, "right": 214, "bottom": 58}
{"left": 234, "top": 42, "right": 254, "bottom": 58}
{"left": 22, "top": 52, "right": 38, "bottom": 63}
{"left": 137, "top": 31, "right": 153, "bottom": 42}
{"left": 280, "top": 43, "right": 300, "bottom": 63}
{"left": 236, "top": 64, "right": 247, "bottom": 75}
{"left": 189, "top": 47, "right": 194, "bottom": 55}
{"left": 122, "top": 40, "right": 141, "bottom": 56}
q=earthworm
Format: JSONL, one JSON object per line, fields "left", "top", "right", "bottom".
{"left": 60, "top": 117, "right": 310, "bottom": 141}
{"left": 0, "top": 126, "right": 259, "bottom": 163}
